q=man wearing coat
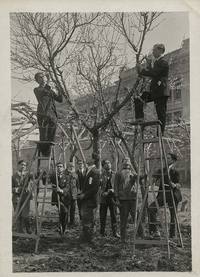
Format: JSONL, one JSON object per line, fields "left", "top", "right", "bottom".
{"left": 51, "top": 162, "right": 77, "bottom": 234}
{"left": 135, "top": 43, "right": 169, "bottom": 134}
{"left": 77, "top": 154, "right": 100, "bottom": 244}
{"left": 12, "top": 160, "right": 32, "bottom": 234}
{"left": 34, "top": 72, "right": 63, "bottom": 155}
{"left": 99, "top": 160, "right": 120, "bottom": 238}
{"left": 148, "top": 153, "right": 182, "bottom": 238}
{"left": 114, "top": 158, "right": 137, "bottom": 243}
{"left": 76, "top": 160, "right": 85, "bottom": 221}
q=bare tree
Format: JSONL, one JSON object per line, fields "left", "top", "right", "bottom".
{"left": 11, "top": 12, "right": 162, "bottom": 167}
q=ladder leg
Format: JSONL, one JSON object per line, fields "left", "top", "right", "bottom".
{"left": 34, "top": 169, "right": 46, "bottom": 253}
{"left": 52, "top": 146, "right": 63, "bottom": 235}
{"left": 132, "top": 155, "right": 141, "bottom": 257}
{"left": 35, "top": 147, "right": 53, "bottom": 252}
{"left": 158, "top": 126, "right": 170, "bottom": 259}
{"left": 161, "top": 137, "right": 184, "bottom": 248}
{"left": 13, "top": 149, "right": 37, "bottom": 224}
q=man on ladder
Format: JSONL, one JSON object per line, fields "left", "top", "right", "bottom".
{"left": 33, "top": 71, "right": 63, "bottom": 155}
{"left": 149, "top": 152, "right": 182, "bottom": 239}
{"left": 134, "top": 43, "right": 169, "bottom": 135}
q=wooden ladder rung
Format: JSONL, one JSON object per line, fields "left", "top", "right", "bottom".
{"left": 125, "top": 120, "right": 161, "bottom": 127}
{"left": 37, "top": 187, "right": 53, "bottom": 190}
{"left": 134, "top": 239, "right": 168, "bottom": 245}
{"left": 145, "top": 157, "right": 162, "bottom": 160}
{"left": 12, "top": 232, "right": 38, "bottom": 239}
{"left": 142, "top": 138, "right": 159, "bottom": 144}
{"left": 38, "top": 215, "right": 59, "bottom": 219}
{"left": 37, "top": 201, "right": 54, "bottom": 204}
{"left": 37, "top": 157, "right": 54, "bottom": 160}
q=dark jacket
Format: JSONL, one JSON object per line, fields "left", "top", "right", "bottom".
{"left": 140, "top": 57, "right": 169, "bottom": 99}
{"left": 114, "top": 169, "right": 137, "bottom": 200}
{"left": 34, "top": 84, "right": 63, "bottom": 121}
{"left": 81, "top": 166, "right": 100, "bottom": 208}
{"left": 12, "top": 171, "right": 33, "bottom": 206}
{"left": 100, "top": 170, "right": 116, "bottom": 204}
{"left": 76, "top": 170, "right": 85, "bottom": 193}
{"left": 51, "top": 172, "right": 77, "bottom": 206}
{"left": 154, "top": 166, "right": 182, "bottom": 203}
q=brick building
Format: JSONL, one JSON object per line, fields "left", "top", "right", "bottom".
{"left": 12, "top": 39, "right": 190, "bottom": 185}
{"left": 74, "top": 38, "right": 190, "bottom": 185}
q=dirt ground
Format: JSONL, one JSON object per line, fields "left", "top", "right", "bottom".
{"left": 13, "top": 188, "right": 191, "bottom": 272}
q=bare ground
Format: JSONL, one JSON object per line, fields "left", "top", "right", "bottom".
{"left": 13, "top": 188, "right": 191, "bottom": 272}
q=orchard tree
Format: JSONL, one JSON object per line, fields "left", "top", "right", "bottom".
{"left": 11, "top": 12, "right": 162, "bottom": 168}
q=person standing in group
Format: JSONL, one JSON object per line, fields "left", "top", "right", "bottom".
{"left": 114, "top": 158, "right": 138, "bottom": 243}
{"left": 12, "top": 160, "right": 32, "bottom": 234}
{"left": 67, "top": 162, "right": 78, "bottom": 227}
{"left": 34, "top": 72, "right": 63, "bottom": 155}
{"left": 76, "top": 160, "right": 85, "bottom": 221}
{"left": 135, "top": 43, "right": 169, "bottom": 134}
{"left": 99, "top": 160, "right": 120, "bottom": 238}
{"left": 148, "top": 153, "right": 182, "bottom": 239}
{"left": 51, "top": 162, "right": 77, "bottom": 234}
{"left": 77, "top": 154, "right": 100, "bottom": 244}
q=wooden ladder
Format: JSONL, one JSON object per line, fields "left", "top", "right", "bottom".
{"left": 13, "top": 141, "right": 62, "bottom": 253}
{"left": 129, "top": 120, "right": 183, "bottom": 259}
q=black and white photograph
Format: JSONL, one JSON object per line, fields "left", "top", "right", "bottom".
{"left": 1, "top": 1, "right": 200, "bottom": 274}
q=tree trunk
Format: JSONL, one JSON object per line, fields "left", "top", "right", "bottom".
{"left": 92, "top": 129, "right": 101, "bottom": 169}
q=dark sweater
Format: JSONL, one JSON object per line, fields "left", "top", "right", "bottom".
{"left": 34, "top": 84, "right": 62, "bottom": 121}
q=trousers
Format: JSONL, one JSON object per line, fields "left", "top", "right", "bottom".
{"left": 119, "top": 200, "right": 136, "bottom": 241}
{"left": 59, "top": 202, "right": 70, "bottom": 233}
{"left": 100, "top": 198, "right": 117, "bottom": 235}
{"left": 13, "top": 194, "right": 31, "bottom": 233}
{"left": 80, "top": 202, "right": 95, "bottom": 242}
{"left": 38, "top": 115, "right": 57, "bottom": 142}
{"left": 134, "top": 93, "right": 168, "bottom": 134}
{"left": 148, "top": 189, "right": 178, "bottom": 237}
{"left": 77, "top": 199, "right": 82, "bottom": 220}
{"left": 69, "top": 199, "right": 76, "bottom": 225}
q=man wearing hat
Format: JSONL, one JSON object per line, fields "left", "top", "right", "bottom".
{"left": 51, "top": 162, "right": 77, "bottom": 234}
{"left": 12, "top": 160, "right": 32, "bottom": 233}
{"left": 149, "top": 153, "right": 182, "bottom": 238}
{"left": 135, "top": 43, "right": 169, "bottom": 134}
{"left": 99, "top": 159, "right": 120, "bottom": 238}
{"left": 77, "top": 153, "right": 100, "bottom": 244}
{"left": 114, "top": 157, "right": 138, "bottom": 243}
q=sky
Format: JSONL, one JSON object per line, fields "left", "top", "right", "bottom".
{"left": 11, "top": 12, "right": 189, "bottom": 106}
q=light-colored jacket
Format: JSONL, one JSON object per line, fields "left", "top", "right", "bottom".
{"left": 114, "top": 169, "right": 137, "bottom": 200}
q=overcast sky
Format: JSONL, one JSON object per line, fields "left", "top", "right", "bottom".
{"left": 11, "top": 12, "right": 189, "bottom": 105}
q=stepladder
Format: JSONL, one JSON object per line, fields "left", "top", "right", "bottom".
{"left": 12, "top": 141, "right": 63, "bottom": 253}
{"left": 129, "top": 120, "right": 183, "bottom": 259}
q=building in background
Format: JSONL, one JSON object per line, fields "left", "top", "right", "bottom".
{"left": 12, "top": 39, "right": 190, "bottom": 185}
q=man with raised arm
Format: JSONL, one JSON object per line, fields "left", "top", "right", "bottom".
{"left": 34, "top": 72, "right": 63, "bottom": 155}
{"left": 135, "top": 43, "right": 169, "bottom": 134}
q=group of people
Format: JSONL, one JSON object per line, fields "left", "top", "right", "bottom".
{"left": 12, "top": 151, "right": 182, "bottom": 245}
{"left": 32, "top": 42, "right": 169, "bottom": 153}
{"left": 12, "top": 41, "right": 179, "bottom": 245}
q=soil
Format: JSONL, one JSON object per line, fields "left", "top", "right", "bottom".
{"left": 13, "top": 188, "right": 191, "bottom": 272}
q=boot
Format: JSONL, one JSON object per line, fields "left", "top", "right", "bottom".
{"left": 112, "top": 224, "right": 120, "bottom": 238}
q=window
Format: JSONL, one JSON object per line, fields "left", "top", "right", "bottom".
{"left": 168, "top": 89, "right": 173, "bottom": 102}
{"left": 174, "top": 88, "right": 182, "bottom": 101}
{"left": 166, "top": 113, "right": 172, "bottom": 125}
{"left": 173, "top": 78, "right": 182, "bottom": 102}
{"left": 174, "top": 111, "right": 182, "bottom": 123}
